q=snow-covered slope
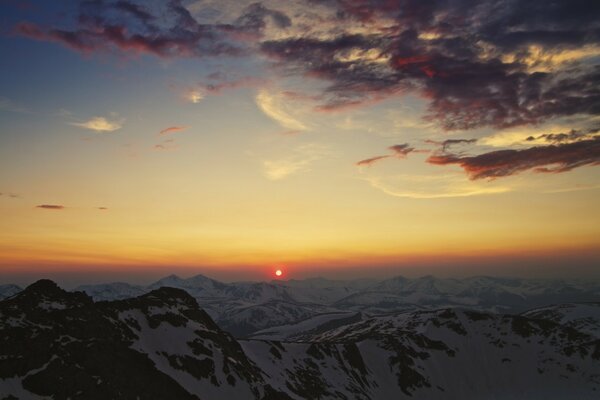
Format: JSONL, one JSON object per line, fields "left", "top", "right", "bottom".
{"left": 246, "top": 308, "right": 600, "bottom": 399}
{"left": 523, "top": 302, "right": 600, "bottom": 338}
{"left": 249, "top": 312, "right": 364, "bottom": 341}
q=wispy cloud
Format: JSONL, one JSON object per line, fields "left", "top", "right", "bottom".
{"left": 356, "top": 144, "right": 416, "bottom": 167}
{"left": 255, "top": 89, "right": 308, "bottom": 131}
{"left": 154, "top": 138, "right": 178, "bottom": 151}
{"left": 159, "top": 126, "right": 189, "bottom": 135}
{"left": 70, "top": 116, "right": 123, "bottom": 133}
{"left": 363, "top": 174, "right": 510, "bottom": 199}
{"left": 36, "top": 204, "right": 65, "bottom": 210}
{"left": 356, "top": 155, "right": 391, "bottom": 167}
{"left": 186, "top": 90, "right": 203, "bottom": 104}
{"left": 262, "top": 143, "right": 330, "bottom": 180}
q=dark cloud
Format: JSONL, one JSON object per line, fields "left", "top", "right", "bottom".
{"left": 356, "top": 143, "right": 415, "bottom": 166}
{"left": 427, "top": 136, "right": 600, "bottom": 180}
{"left": 426, "top": 138, "right": 477, "bottom": 151}
{"left": 526, "top": 128, "right": 599, "bottom": 144}
{"left": 113, "top": 1, "right": 155, "bottom": 28}
{"left": 15, "top": 0, "right": 245, "bottom": 58}
{"left": 97, "top": 207, "right": 108, "bottom": 210}
{"left": 263, "top": 0, "right": 600, "bottom": 130}
{"left": 234, "top": 2, "right": 292, "bottom": 37}
{"left": 36, "top": 204, "right": 65, "bottom": 210}
{"left": 389, "top": 143, "right": 415, "bottom": 157}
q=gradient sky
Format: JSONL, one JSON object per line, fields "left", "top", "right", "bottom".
{"left": 1, "top": 0, "right": 599, "bottom": 284}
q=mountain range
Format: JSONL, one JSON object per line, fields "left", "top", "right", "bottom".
{"left": 0, "top": 279, "right": 599, "bottom": 399}
{"left": 33, "top": 274, "right": 600, "bottom": 337}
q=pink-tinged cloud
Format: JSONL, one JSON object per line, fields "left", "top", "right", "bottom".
{"left": 356, "top": 155, "right": 390, "bottom": 166}
{"left": 13, "top": 0, "right": 292, "bottom": 59}
{"left": 14, "top": 3, "right": 242, "bottom": 59}
{"left": 356, "top": 143, "right": 416, "bottom": 167}
{"left": 389, "top": 144, "right": 415, "bottom": 157}
{"left": 36, "top": 204, "right": 65, "bottom": 210}
{"left": 159, "top": 126, "right": 188, "bottom": 135}
{"left": 427, "top": 137, "right": 600, "bottom": 180}
{"left": 154, "top": 138, "right": 178, "bottom": 151}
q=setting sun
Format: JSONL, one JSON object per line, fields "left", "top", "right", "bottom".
{"left": 275, "top": 269, "right": 283, "bottom": 277}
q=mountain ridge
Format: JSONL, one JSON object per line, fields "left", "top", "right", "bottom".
{"left": 1, "top": 280, "right": 599, "bottom": 399}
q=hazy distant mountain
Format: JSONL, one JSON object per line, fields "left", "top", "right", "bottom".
{"left": 55, "top": 275, "right": 600, "bottom": 337}
{"left": 1, "top": 280, "right": 599, "bottom": 399}
{"left": 5, "top": 274, "right": 599, "bottom": 337}
{"left": 74, "top": 282, "right": 147, "bottom": 301}
{"left": 0, "top": 284, "right": 21, "bottom": 300}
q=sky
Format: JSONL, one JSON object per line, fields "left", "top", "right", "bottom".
{"left": 0, "top": 0, "right": 599, "bottom": 284}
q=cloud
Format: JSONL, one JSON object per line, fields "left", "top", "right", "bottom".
{"left": 262, "top": 143, "right": 329, "bottom": 180}
{"left": 97, "top": 207, "right": 108, "bottom": 210}
{"left": 186, "top": 90, "right": 204, "bottom": 103}
{"left": 363, "top": 174, "right": 510, "bottom": 199}
{"left": 14, "top": 0, "right": 600, "bottom": 154}
{"left": 159, "top": 126, "right": 189, "bottom": 135}
{"left": 36, "top": 204, "right": 65, "bottom": 210}
{"left": 427, "top": 137, "right": 600, "bottom": 180}
{"left": 259, "top": 0, "right": 600, "bottom": 131}
{"left": 389, "top": 144, "right": 415, "bottom": 157}
{"left": 425, "top": 139, "right": 477, "bottom": 152}
{"left": 71, "top": 116, "right": 123, "bottom": 133}
{"left": 525, "top": 128, "right": 599, "bottom": 144}
{"left": 232, "top": 2, "right": 292, "bottom": 39}
{"left": 356, "top": 155, "right": 390, "bottom": 167}
{"left": 356, "top": 143, "right": 415, "bottom": 167}
{"left": 13, "top": 0, "right": 291, "bottom": 58}
{"left": 154, "top": 138, "right": 178, "bottom": 151}
{"left": 256, "top": 89, "right": 308, "bottom": 131}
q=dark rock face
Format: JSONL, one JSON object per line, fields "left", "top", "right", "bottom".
{"left": 1, "top": 280, "right": 599, "bottom": 399}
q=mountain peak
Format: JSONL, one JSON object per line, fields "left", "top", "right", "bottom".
{"left": 11, "top": 279, "right": 92, "bottom": 308}
{"left": 26, "top": 279, "right": 61, "bottom": 292}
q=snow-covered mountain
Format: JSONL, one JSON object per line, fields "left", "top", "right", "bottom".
{"left": 522, "top": 302, "right": 600, "bottom": 338}
{"left": 4, "top": 274, "right": 599, "bottom": 337}
{"left": 1, "top": 280, "right": 598, "bottom": 399}
{"left": 0, "top": 284, "right": 21, "bottom": 300}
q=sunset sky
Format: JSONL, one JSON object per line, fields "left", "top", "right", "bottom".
{"left": 1, "top": 0, "right": 599, "bottom": 284}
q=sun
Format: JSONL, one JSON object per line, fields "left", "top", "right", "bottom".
{"left": 275, "top": 269, "right": 283, "bottom": 277}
